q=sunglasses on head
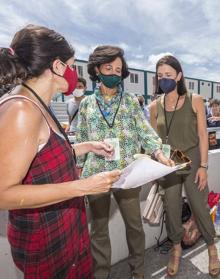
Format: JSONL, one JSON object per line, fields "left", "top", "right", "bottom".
{"left": 170, "top": 149, "right": 192, "bottom": 165}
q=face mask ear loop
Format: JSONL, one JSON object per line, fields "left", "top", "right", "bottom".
{"left": 50, "top": 67, "right": 62, "bottom": 77}
{"left": 50, "top": 59, "right": 65, "bottom": 77}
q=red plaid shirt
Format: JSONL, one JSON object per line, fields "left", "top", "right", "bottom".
{"left": 8, "top": 129, "right": 93, "bottom": 279}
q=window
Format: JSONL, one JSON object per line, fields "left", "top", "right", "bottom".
{"left": 217, "top": 85, "right": 220, "bottom": 93}
{"left": 189, "top": 81, "right": 194, "bottom": 90}
{"left": 152, "top": 76, "right": 156, "bottom": 93}
{"left": 77, "top": 65, "right": 83, "bottom": 77}
{"left": 152, "top": 76, "right": 156, "bottom": 86}
{"left": 130, "top": 73, "right": 139, "bottom": 84}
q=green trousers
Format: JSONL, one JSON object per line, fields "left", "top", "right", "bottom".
{"left": 88, "top": 187, "right": 145, "bottom": 279}
{"left": 159, "top": 146, "right": 215, "bottom": 245}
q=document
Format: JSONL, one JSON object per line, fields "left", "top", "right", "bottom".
{"left": 112, "top": 156, "right": 188, "bottom": 189}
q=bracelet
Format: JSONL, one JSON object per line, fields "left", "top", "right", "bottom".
{"left": 200, "top": 162, "right": 208, "bottom": 169}
{"left": 200, "top": 165, "right": 208, "bottom": 170}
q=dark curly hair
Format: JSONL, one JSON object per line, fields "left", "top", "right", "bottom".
{"left": 77, "top": 77, "right": 87, "bottom": 87}
{"left": 154, "top": 55, "right": 187, "bottom": 96}
{"left": 87, "top": 45, "right": 130, "bottom": 82}
{"left": 0, "top": 24, "right": 74, "bottom": 95}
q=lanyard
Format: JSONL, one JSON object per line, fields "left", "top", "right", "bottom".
{"left": 22, "top": 83, "right": 76, "bottom": 162}
{"left": 96, "top": 92, "right": 122, "bottom": 129}
{"left": 163, "top": 94, "right": 180, "bottom": 143}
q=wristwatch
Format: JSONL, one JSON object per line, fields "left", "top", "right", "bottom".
{"left": 200, "top": 163, "right": 208, "bottom": 169}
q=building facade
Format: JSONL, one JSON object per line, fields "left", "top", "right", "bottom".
{"left": 55, "top": 59, "right": 220, "bottom": 103}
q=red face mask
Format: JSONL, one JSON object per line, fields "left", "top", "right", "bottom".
{"left": 62, "top": 65, "right": 78, "bottom": 96}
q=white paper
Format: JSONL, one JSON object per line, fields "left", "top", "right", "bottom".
{"left": 104, "top": 138, "right": 120, "bottom": 161}
{"left": 112, "top": 157, "right": 188, "bottom": 189}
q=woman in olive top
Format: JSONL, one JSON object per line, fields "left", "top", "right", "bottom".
{"left": 150, "top": 55, "right": 220, "bottom": 278}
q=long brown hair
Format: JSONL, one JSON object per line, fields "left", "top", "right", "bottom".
{"left": 0, "top": 24, "right": 74, "bottom": 95}
{"left": 154, "top": 55, "right": 187, "bottom": 96}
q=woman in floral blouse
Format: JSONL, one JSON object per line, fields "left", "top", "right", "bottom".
{"left": 76, "top": 45, "right": 172, "bottom": 279}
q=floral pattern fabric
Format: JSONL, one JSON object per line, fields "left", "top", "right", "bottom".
{"left": 76, "top": 86, "right": 162, "bottom": 178}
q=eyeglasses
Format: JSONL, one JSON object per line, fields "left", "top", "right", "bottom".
{"left": 170, "top": 149, "right": 192, "bottom": 165}
{"left": 60, "top": 61, "right": 76, "bottom": 70}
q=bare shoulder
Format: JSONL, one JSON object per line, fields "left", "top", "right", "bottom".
{"left": 192, "top": 93, "right": 203, "bottom": 102}
{"left": 0, "top": 98, "right": 47, "bottom": 188}
{"left": 191, "top": 93, "right": 205, "bottom": 114}
{"left": 149, "top": 99, "right": 157, "bottom": 114}
{"left": 0, "top": 98, "right": 44, "bottom": 138}
{"left": 149, "top": 99, "right": 157, "bottom": 108}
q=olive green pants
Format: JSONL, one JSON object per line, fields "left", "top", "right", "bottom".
{"left": 88, "top": 187, "right": 145, "bottom": 279}
{"left": 159, "top": 146, "right": 215, "bottom": 245}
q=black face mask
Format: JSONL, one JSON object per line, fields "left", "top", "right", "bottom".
{"left": 159, "top": 78, "right": 177, "bottom": 94}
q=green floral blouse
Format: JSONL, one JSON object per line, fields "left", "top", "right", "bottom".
{"left": 76, "top": 86, "right": 162, "bottom": 178}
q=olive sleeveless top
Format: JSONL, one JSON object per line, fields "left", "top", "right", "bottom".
{"left": 156, "top": 93, "right": 199, "bottom": 152}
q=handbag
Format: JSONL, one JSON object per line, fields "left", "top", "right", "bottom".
{"left": 143, "top": 183, "right": 164, "bottom": 224}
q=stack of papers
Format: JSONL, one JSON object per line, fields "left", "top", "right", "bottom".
{"left": 112, "top": 156, "right": 188, "bottom": 189}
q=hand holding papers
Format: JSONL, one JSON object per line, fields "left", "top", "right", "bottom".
{"left": 112, "top": 155, "right": 189, "bottom": 189}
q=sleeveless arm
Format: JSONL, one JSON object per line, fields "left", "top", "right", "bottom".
{"left": 192, "top": 94, "right": 208, "bottom": 165}
{"left": 0, "top": 98, "right": 118, "bottom": 209}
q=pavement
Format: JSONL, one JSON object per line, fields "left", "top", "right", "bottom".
{"left": 0, "top": 234, "right": 219, "bottom": 279}
{"left": 109, "top": 238, "right": 220, "bottom": 279}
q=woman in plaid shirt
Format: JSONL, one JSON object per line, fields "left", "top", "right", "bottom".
{"left": 0, "top": 25, "right": 121, "bottom": 278}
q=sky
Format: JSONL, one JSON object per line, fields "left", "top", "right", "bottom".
{"left": 0, "top": 0, "right": 220, "bottom": 82}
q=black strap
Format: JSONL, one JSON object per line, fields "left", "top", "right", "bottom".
{"left": 163, "top": 95, "right": 180, "bottom": 143}
{"left": 70, "top": 109, "right": 79, "bottom": 123}
{"left": 96, "top": 92, "right": 122, "bottom": 129}
{"left": 22, "top": 83, "right": 76, "bottom": 162}
{"left": 155, "top": 210, "right": 165, "bottom": 247}
{"left": 154, "top": 210, "right": 172, "bottom": 254}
